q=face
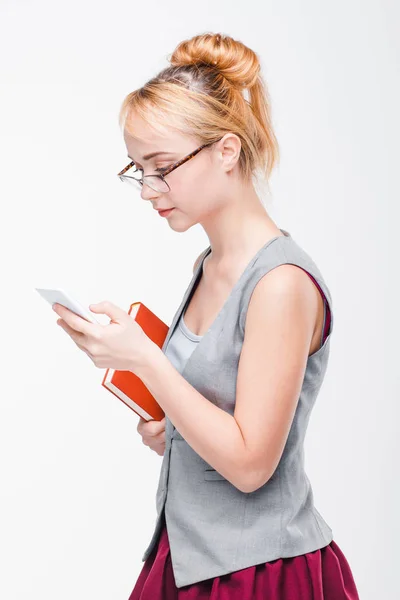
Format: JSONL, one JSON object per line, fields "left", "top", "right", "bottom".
{"left": 123, "top": 112, "right": 241, "bottom": 232}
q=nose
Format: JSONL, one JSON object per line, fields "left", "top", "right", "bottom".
{"left": 140, "top": 182, "right": 161, "bottom": 202}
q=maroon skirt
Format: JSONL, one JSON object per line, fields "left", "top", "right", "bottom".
{"left": 128, "top": 513, "right": 360, "bottom": 600}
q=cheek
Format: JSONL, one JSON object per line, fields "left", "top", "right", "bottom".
{"left": 167, "top": 170, "right": 204, "bottom": 206}
{"left": 167, "top": 162, "right": 221, "bottom": 215}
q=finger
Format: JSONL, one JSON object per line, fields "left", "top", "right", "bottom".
{"left": 142, "top": 430, "right": 165, "bottom": 447}
{"left": 150, "top": 441, "right": 165, "bottom": 454}
{"left": 137, "top": 416, "right": 165, "bottom": 437}
{"left": 154, "top": 416, "right": 166, "bottom": 431}
{"left": 53, "top": 303, "right": 96, "bottom": 335}
{"left": 144, "top": 419, "right": 165, "bottom": 437}
{"left": 149, "top": 431, "right": 165, "bottom": 444}
{"left": 137, "top": 417, "right": 147, "bottom": 433}
{"left": 57, "top": 319, "right": 85, "bottom": 344}
{"left": 152, "top": 418, "right": 166, "bottom": 435}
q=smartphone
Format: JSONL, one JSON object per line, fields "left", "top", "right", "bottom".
{"left": 35, "top": 288, "right": 100, "bottom": 324}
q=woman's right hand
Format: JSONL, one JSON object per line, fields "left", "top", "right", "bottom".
{"left": 137, "top": 416, "right": 166, "bottom": 456}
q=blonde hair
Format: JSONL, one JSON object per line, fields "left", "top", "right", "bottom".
{"left": 119, "top": 32, "right": 280, "bottom": 187}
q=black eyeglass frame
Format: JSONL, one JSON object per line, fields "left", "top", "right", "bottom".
{"left": 117, "top": 137, "right": 223, "bottom": 193}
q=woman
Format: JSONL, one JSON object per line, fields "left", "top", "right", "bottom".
{"left": 121, "top": 32, "right": 360, "bottom": 600}
{"left": 54, "top": 31, "right": 360, "bottom": 599}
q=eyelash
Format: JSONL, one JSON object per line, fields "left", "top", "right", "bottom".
{"left": 132, "top": 164, "right": 172, "bottom": 175}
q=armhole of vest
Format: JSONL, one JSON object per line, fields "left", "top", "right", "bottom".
{"left": 279, "top": 264, "right": 333, "bottom": 350}
{"left": 280, "top": 245, "right": 333, "bottom": 348}
{"left": 298, "top": 269, "right": 332, "bottom": 348}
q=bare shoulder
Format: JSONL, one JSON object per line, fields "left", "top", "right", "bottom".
{"left": 247, "top": 263, "right": 320, "bottom": 323}
{"left": 242, "top": 263, "right": 320, "bottom": 356}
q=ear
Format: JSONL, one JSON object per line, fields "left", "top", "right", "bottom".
{"left": 215, "top": 133, "right": 241, "bottom": 173}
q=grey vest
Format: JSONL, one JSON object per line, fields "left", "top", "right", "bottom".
{"left": 141, "top": 228, "right": 334, "bottom": 588}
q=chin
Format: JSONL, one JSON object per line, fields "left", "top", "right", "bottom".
{"left": 168, "top": 213, "right": 198, "bottom": 233}
{"left": 169, "top": 222, "right": 195, "bottom": 233}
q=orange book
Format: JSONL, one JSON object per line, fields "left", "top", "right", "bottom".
{"left": 101, "top": 302, "right": 169, "bottom": 421}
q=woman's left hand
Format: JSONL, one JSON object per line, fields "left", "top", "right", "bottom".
{"left": 52, "top": 301, "right": 156, "bottom": 372}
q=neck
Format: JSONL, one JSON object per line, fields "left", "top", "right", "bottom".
{"left": 200, "top": 180, "right": 282, "bottom": 264}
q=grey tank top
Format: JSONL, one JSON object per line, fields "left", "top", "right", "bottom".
{"left": 164, "top": 308, "right": 203, "bottom": 373}
{"left": 165, "top": 313, "right": 203, "bottom": 373}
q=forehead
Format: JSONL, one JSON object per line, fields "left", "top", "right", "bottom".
{"left": 123, "top": 111, "right": 198, "bottom": 157}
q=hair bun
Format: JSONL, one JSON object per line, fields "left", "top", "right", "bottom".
{"left": 169, "top": 32, "right": 260, "bottom": 89}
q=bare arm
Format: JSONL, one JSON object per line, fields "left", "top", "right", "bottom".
{"left": 233, "top": 264, "right": 318, "bottom": 489}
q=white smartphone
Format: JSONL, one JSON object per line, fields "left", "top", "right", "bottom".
{"left": 35, "top": 287, "right": 100, "bottom": 324}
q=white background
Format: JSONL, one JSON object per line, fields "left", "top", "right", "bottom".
{"left": 1, "top": 1, "right": 398, "bottom": 598}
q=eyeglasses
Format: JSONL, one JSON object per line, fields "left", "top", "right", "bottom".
{"left": 117, "top": 137, "right": 223, "bottom": 193}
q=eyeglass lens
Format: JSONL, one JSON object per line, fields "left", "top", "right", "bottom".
{"left": 120, "top": 165, "right": 169, "bottom": 193}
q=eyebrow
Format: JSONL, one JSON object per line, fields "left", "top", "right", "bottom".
{"left": 127, "top": 151, "right": 174, "bottom": 162}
